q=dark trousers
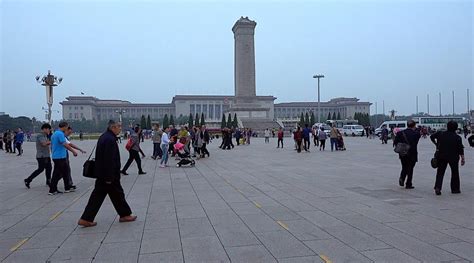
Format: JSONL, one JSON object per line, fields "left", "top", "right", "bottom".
{"left": 330, "top": 138, "right": 338, "bottom": 151}
{"left": 50, "top": 158, "right": 70, "bottom": 192}
{"left": 66, "top": 158, "right": 73, "bottom": 187}
{"left": 277, "top": 138, "right": 283, "bottom": 148}
{"left": 201, "top": 143, "right": 210, "bottom": 156}
{"left": 15, "top": 143, "right": 23, "bottom": 155}
{"left": 80, "top": 179, "right": 132, "bottom": 222}
{"left": 319, "top": 140, "right": 326, "bottom": 150}
{"left": 0, "top": 140, "right": 3, "bottom": 150}
{"left": 296, "top": 139, "right": 302, "bottom": 153}
{"left": 122, "top": 150, "right": 143, "bottom": 173}
{"left": 303, "top": 137, "right": 310, "bottom": 151}
{"left": 236, "top": 137, "right": 240, "bottom": 145}
{"left": 313, "top": 136, "right": 319, "bottom": 146}
{"left": 152, "top": 143, "right": 162, "bottom": 158}
{"left": 435, "top": 159, "right": 460, "bottom": 192}
{"left": 26, "top": 157, "right": 52, "bottom": 184}
{"left": 400, "top": 157, "right": 416, "bottom": 187}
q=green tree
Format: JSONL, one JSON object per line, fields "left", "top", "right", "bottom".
{"left": 227, "top": 113, "right": 232, "bottom": 128}
{"left": 200, "top": 113, "right": 206, "bottom": 126}
{"left": 170, "top": 115, "right": 175, "bottom": 126}
{"left": 233, "top": 113, "right": 238, "bottom": 128}
{"left": 195, "top": 113, "right": 200, "bottom": 126}
{"left": 327, "top": 112, "right": 332, "bottom": 121}
{"left": 305, "top": 112, "right": 310, "bottom": 126}
{"left": 337, "top": 112, "right": 341, "bottom": 120}
{"left": 188, "top": 113, "right": 194, "bottom": 127}
{"left": 146, "top": 115, "right": 152, "bottom": 129}
{"left": 331, "top": 112, "right": 336, "bottom": 120}
{"left": 310, "top": 111, "right": 315, "bottom": 125}
{"left": 140, "top": 115, "right": 146, "bottom": 129}
{"left": 221, "top": 114, "right": 226, "bottom": 129}
{"left": 163, "top": 114, "right": 169, "bottom": 128}
{"left": 299, "top": 112, "right": 304, "bottom": 127}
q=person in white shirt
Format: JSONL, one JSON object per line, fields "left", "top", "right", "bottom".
{"left": 160, "top": 127, "right": 170, "bottom": 168}
{"left": 264, "top": 128, "right": 270, "bottom": 144}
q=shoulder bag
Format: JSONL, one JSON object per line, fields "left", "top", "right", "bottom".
{"left": 83, "top": 146, "right": 97, "bottom": 178}
{"left": 394, "top": 131, "right": 410, "bottom": 156}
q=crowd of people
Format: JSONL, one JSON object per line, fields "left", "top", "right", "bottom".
{"left": 3, "top": 117, "right": 472, "bottom": 228}
{"left": 1, "top": 128, "right": 25, "bottom": 155}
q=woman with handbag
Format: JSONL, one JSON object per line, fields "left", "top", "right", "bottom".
{"left": 393, "top": 120, "right": 421, "bottom": 189}
{"left": 430, "top": 121, "right": 465, "bottom": 195}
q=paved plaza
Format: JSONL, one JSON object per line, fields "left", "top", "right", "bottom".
{"left": 0, "top": 136, "right": 473, "bottom": 262}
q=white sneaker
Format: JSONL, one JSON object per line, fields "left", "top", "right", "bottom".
{"left": 159, "top": 165, "right": 166, "bottom": 168}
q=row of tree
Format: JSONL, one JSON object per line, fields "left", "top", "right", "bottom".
{"left": 353, "top": 112, "right": 371, "bottom": 127}
{"left": 221, "top": 113, "right": 238, "bottom": 129}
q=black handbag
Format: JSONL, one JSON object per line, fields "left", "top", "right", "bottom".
{"left": 83, "top": 146, "right": 96, "bottom": 179}
{"left": 431, "top": 150, "right": 439, "bottom": 169}
{"left": 394, "top": 131, "right": 410, "bottom": 156}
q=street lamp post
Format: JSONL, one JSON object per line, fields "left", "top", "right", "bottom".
{"left": 115, "top": 109, "right": 126, "bottom": 123}
{"left": 313, "top": 74, "right": 325, "bottom": 124}
{"left": 36, "top": 70, "right": 62, "bottom": 123}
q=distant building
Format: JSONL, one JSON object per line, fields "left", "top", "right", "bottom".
{"left": 60, "top": 96, "right": 370, "bottom": 124}
{"left": 274, "top": 98, "right": 371, "bottom": 120}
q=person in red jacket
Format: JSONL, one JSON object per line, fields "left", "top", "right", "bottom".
{"left": 293, "top": 127, "right": 303, "bottom": 153}
{"left": 277, "top": 128, "right": 284, "bottom": 148}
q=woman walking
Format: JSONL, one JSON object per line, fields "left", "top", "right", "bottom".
{"left": 121, "top": 125, "right": 146, "bottom": 175}
{"left": 318, "top": 127, "right": 327, "bottom": 151}
{"left": 160, "top": 127, "right": 170, "bottom": 168}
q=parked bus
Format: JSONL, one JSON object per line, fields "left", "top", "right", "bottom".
{"left": 412, "top": 116, "right": 466, "bottom": 132}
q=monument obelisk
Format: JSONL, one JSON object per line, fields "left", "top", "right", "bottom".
{"left": 233, "top": 16, "right": 257, "bottom": 103}
{"left": 230, "top": 17, "right": 272, "bottom": 120}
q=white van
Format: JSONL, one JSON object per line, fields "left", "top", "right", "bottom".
{"left": 375, "top": 121, "right": 407, "bottom": 136}
{"left": 342, "top": 125, "right": 365, "bottom": 136}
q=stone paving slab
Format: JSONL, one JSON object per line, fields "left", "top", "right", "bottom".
{"left": 1, "top": 136, "right": 473, "bottom": 262}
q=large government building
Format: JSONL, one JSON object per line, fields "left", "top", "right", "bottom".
{"left": 60, "top": 95, "right": 371, "bottom": 124}
{"left": 60, "top": 17, "right": 371, "bottom": 128}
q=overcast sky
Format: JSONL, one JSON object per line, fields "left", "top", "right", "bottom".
{"left": 1, "top": 0, "right": 472, "bottom": 120}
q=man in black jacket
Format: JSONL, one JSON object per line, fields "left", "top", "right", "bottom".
{"left": 78, "top": 120, "right": 137, "bottom": 227}
{"left": 430, "top": 121, "right": 465, "bottom": 195}
{"left": 200, "top": 125, "right": 210, "bottom": 157}
{"left": 393, "top": 120, "right": 421, "bottom": 189}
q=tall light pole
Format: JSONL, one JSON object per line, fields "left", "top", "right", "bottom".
{"left": 439, "top": 92, "right": 442, "bottom": 116}
{"left": 468, "top": 89, "right": 470, "bottom": 114}
{"left": 427, "top": 94, "right": 430, "bottom": 115}
{"left": 452, "top": 90, "right": 455, "bottom": 115}
{"left": 313, "top": 74, "right": 325, "bottom": 124}
{"left": 36, "top": 70, "right": 62, "bottom": 123}
{"left": 416, "top": 96, "right": 418, "bottom": 115}
{"left": 115, "top": 109, "right": 126, "bottom": 123}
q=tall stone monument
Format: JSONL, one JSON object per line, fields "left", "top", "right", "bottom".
{"left": 230, "top": 16, "right": 274, "bottom": 120}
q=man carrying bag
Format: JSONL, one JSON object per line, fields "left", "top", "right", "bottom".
{"left": 393, "top": 120, "right": 421, "bottom": 189}
{"left": 78, "top": 120, "right": 137, "bottom": 227}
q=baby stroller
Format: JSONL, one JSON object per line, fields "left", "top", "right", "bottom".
{"left": 174, "top": 142, "right": 195, "bottom": 167}
{"left": 337, "top": 135, "right": 346, "bottom": 151}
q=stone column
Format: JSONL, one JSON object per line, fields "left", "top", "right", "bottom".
{"left": 232, "top": 17, "right": 257, "bottom": 102}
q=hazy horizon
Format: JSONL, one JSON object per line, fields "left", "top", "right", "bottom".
{"left": 1, "top": 0, "right": 472, "bottom": 121}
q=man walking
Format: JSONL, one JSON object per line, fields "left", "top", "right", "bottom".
{"left": 201, "top": 125, "right": 210, "bottom": 157}
{"left": 15, "top": 127, "right": 25, "bottom": 156}
{"left": 64, "top": 127, "right": 86, "bottom": 190}
{"left": 302, "top": 124, "right": 311, "bottom": 152}
{"left": 277, "top": 127, "right": 284, "bottom": 148}
{"left": 264, "top": 128, "right": 270, "bottom": 144}
{"left": 151, "top": 124, "right": 163, "bottom": 160}
{"left": 49, "top": 122, "right": 78, "bottom": 195}
{"left": 329, "top": 125, "right": 339, "bottom": 151}
{"left": 78, "top": 120, "right": 137, "bottom": 227}
{"left": 430, "top": 121, "right": 465, "bottom": 195}
{"left": 121, "top": 125, "right": 146, "bottom": 175}
{"left": 393, "top": 120, "right": 420, "bottom": 189}
{"left": 25, "top": 123, "right": 52, "bottom": 188}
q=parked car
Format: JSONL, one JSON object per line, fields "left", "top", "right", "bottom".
{"left": 342, "top": 125, "right": 365, "bottom": 136}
